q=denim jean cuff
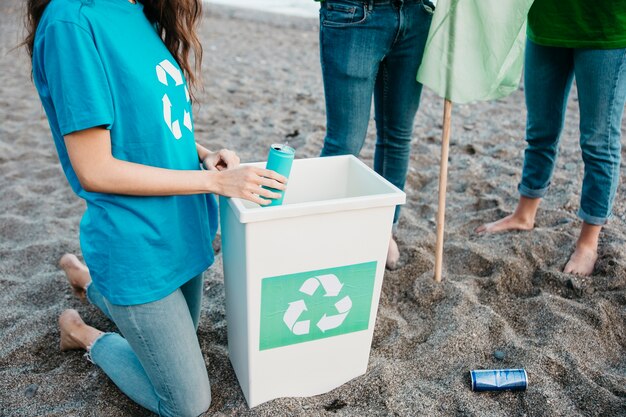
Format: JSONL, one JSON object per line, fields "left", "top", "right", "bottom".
{"left": 85, "top": 332, "right": 116, "bottom": 364}
{"left": 577, "top": 207, "right": 610, "bottom": 226}
{"left": 518, "top": 183, "right": 548, "bottom": 199}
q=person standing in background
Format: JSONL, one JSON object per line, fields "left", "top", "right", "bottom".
{"left": 318, "top": 0, "right": 435, "bottom": 269}
{"left": 476, "top": 1, "right": 626, "bottom": 276}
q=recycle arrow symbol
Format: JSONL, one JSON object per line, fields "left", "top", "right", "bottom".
{"left": 156, "top": 59, "right": 183, "bottom": 86}
{"left": 156, "top": 59, "right": 190, "bottom": 140}
{"left": 282, "top": 274, "right": 352, "bottom": 336}
{"left": 299, "top": 274, "right": 343, "bottom": 297}
{"left": 317, "top": 295, "right": 352, "bottom": 333}
{"left": 162, "top": 94, "right": 182, "bottom": 139}
{"left": 282, "top": 299, "right": 309, "bottom": 336}
{"left": 162, "top": 94, "right": 172, "bottom": 127}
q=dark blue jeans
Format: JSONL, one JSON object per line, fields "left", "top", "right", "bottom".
{"left": 521, "top": 40, "right": 626, "bottom": 225}
{"left": 319, "top": 0, "right": 434, "bottom": 223}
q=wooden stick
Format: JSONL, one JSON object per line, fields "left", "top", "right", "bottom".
{"left": 434, "top": 99, "right": 453, "bottom": 282}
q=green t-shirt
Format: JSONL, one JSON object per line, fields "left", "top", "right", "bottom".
{"left": 528, "top": 0, "right": 626, "bottom": 49}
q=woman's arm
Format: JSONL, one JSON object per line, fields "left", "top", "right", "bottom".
{"left": 65, "top": 127, "right": 286, "bottom": 205}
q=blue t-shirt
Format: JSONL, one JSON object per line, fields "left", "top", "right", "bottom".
{"left": 32, "top": 0, "right": 218, "bottom": 305}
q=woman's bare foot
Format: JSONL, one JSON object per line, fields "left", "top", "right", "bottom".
{"left": 563, "top": 246, "right": 598, "bottom": 276}
{"left": 59, "top": 309, "right": 102, "bottom": 351}
{"left": 386, "top": 236, "right": 400, "bottom": 270}
{"left": 563, "top": 222, "right": 601, "bottom": 276}
{"left": 475, "top": 196, "right": 541, "bottom": 234}
{"left": 475, "top": 213, "right": 535, "bottom": 234}
{"left": 59, "top": 254, "right": 91, "bottom": 301}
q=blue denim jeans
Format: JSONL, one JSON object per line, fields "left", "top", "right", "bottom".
{"left": 521, "top": 39, "right": 626, "bottom": 225}
{"left": 319, "top": 0, "right": 433, "bottom": 223}
{"left": 86, "top": 275, "right": 210, "bottom": 417}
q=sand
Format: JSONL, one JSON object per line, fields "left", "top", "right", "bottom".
{"left": 1, "top": 1, "right": 625, "bottom": 416}
{"left": 205, "top": 0, "right": 318, "bottom": 18}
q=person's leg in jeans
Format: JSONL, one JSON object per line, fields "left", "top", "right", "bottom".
{"left": 373, "top": 0, "right": 432, "bottom": 267}
{"left": 563, "top": 47, "right": 626, "bottom": 274}
{"left": 476, "top": 40, "right": 574, "bottom": 234}
{"left": 319, "top": 0, "right": 420, "bottom": 268}
{"left": 319, "top": 1, "right": 394, "bottom": 157}
{"left": 59, "top": 254, "right": 204, "bottom": 328}
{"left": 58, "top": 255, "right": 210, "bottom": 417}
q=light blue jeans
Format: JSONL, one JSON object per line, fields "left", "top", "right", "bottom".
{"left": 319, "top": 0, "right": 434, "bottom": 224}
{"left": 86, "top": 275, "right": 211, "bottom": 417}
{"left": 521, "top": 39, "right": 626, "bottom": 225}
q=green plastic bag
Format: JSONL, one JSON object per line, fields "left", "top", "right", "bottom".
{"left": 417, "top": 0, "right": 535, "bottom": 104}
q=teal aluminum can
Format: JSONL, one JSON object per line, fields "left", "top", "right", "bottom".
{"left": 470, "top": 369, "right": 528, "bottom": 392}
{"left": 263, "top": 143, "right": 295, "bottom": 206}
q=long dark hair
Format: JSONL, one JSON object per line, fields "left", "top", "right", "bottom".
{"left": 23, "top": 0, "right": 204, "bottom": 96}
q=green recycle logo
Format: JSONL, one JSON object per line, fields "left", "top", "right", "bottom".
{"left": 259, "top": 261, "right": 377, "bottom": 350}
{"left": 155, "top": 59, "right": 193, "bottom": 140}
{"left": 282, "top": 274, "right": 353, "bottom": 335}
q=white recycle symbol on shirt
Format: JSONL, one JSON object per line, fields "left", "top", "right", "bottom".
{"left": 283, "top": 274, "right": 353, "bottom": 335}
{"left": 155, "top": 59, "right": 193, "bottom": 140}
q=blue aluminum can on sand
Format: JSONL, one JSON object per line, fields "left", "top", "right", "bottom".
{"left": 263, "top": 143, "right": 295, "bottom": 207}
{"left": 470, "top": 369, "right": 527, "bottom": 392}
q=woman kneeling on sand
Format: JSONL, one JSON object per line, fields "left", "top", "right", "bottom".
{"left": 476, "top": 0, "right": 626, "bottom": 276}
{"left": 25, "top": 0, "right": 286, "bottom": 415}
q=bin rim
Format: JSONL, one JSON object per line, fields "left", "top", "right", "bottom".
{"left": 224, "top": 155, "right": 406, "bottom": 224}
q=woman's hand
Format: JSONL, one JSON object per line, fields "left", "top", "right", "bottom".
{"left": 202, "top": 149, "right": 239, "bottom": 171}
{"left": 212, "top": 166, "right": 288, "bottom": 206}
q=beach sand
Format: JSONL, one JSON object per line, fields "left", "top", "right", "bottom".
{"left": 206, "top": 0, "right": 319, "bottom": 18}
{"left": 1, "top": 1, "right": 625, "bottom": 416}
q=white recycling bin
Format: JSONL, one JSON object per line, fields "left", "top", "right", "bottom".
{"left": 219, "top": 155, "right": 405, "bottom": 407}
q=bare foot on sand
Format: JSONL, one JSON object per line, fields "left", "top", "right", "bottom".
{"left": 59, "top": 254, "right": 90, "bottom": 301}
{"left": 59, "top": 309, "right": 102, "bottom": 351}
{"left": 563, "top": 246, "right": 598, "bottom": 276}
{"left": 386, "top": 236, "right": 400, "bottom": 270}
{"left": 563, "top": 223, "right": 601, "bottom": 276}
{"left": 475, "top": 213, "right": 534, "bottom": 234}
{"left": 475, "top": 196, "right": 540, "bottom": 234}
